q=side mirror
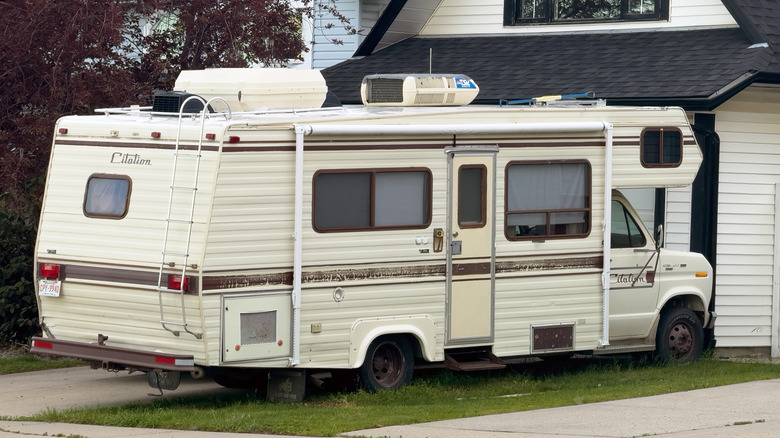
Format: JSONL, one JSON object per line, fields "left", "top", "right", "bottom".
{"left": 655, "top": 224, "right": 664, "bottom": 250}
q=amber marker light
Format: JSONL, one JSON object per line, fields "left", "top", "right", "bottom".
{"left": 695, "top": 272, "right": 708, "bottom": 278}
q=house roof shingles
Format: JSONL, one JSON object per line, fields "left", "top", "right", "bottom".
{"left": 324, "top": 0, "right": 780, "bottom": 110}
{"left": 323, "top": 28, "right": 774, "bottom": 109}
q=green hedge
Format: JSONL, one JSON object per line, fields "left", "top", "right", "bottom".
{"left": 0, "top": 208, "right": 39, "bottom": 344}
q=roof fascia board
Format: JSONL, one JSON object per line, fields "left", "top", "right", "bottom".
{"left": 354, "top": 0, "right": 407, "bottom": 57}
{"left": 719, "top": 0, "right": 765, "bottom": 44}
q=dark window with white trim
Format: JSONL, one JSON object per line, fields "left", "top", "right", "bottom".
{"left": 611, "top": 200, "right": 646, "bottom": 248}
{"left": 83, "top": 174, "right": 131, "bottom": 219}
{"left": 505, "top": 0, "right": 667, "bottom": 24}
{"left": 641, "top": 127, "right": 682, "bottom": 167}
{"left": 505, "top": 161, "right": 590, "bottom": 240}
{"left": 313, "top": 169, "right": 432, "bottom": 232}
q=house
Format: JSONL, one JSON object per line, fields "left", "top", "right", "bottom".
{"left": 317, "top": 0, "right": 780, "bottom": 357}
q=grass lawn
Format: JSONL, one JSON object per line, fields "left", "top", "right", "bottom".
{"left": 0, "top": 347, "right": 84, "bottom": 375}
{"left": 25, "top": 356, "right": 780, "bottom": 436}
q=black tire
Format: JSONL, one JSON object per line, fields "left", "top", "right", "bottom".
{"left": 656, "top": 307, "right": 704, "bottom": 364}
{"left": 359, "top": 336, "right": 414, "bottom": 391}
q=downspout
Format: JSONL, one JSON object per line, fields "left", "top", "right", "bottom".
{"left": 601, "top": 123, "right": 613, "bottom": 347}
{"left": 290, "top": 125, "right": 308, "bottom": 366}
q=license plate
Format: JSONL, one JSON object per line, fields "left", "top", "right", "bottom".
{"left": 39, "top": 279, "right": 61, "bottom": 297}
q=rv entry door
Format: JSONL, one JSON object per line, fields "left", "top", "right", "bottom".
{"left": 446, "top": 146, "right": 498, "bottom": 345}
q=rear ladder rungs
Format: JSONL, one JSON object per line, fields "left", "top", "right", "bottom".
{"left": 170, "top": 186, "right": 198, "bottom": 191}
{"left": 166, "top": 218, "right": 193, "bottom": 224}
{"left": 161, "top": 251, "right": 189, "bottom": 257}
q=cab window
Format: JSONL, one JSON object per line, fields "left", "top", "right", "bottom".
{"left": 611, "top": 200, "right": 646, "bottom": 248}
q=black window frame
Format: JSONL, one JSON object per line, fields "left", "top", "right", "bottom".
{"left": 312, "top": 168, "right": 433, "bottom": 233}
{"left": 504, "top": 160, "right": 592, "bottom": 241}
{"left": 504, "top": 0, "right": 669, "bottom": 25}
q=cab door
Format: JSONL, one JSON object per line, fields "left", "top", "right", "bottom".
{"left": 446, "top": 146, "right": 497, "bottom": 345}
{"left": 609, "top": 197, "right": 661, "bottom": 339}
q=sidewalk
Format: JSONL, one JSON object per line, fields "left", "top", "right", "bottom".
{"left": 2, "top": 378, "right": 780, "bottom": 437}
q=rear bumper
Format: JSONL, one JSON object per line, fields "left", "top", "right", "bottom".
{"left": 30, "top": 337, "right": 195, "bottom": 372}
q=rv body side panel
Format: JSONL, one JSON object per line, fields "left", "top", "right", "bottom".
{"left": 35, "top": 115, "right": 225, "bottom": 362}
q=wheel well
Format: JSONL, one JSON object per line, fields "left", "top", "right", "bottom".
{"left": 661, "top": 295, "right": 705, "bottom": 323}
{"left": 373, "top": 333, "right": 422, "bottom": 360}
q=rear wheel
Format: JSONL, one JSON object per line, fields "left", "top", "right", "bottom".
{"left": 359, "top": 336, "right": 414, "bottom": 391}
{"left": 656, "top": 307, "right": 704, "bottom": 364}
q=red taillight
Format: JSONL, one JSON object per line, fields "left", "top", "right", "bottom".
{"left": 151, "top": 131, "right": 161, "bottom": 138}
{"left": 168, "top": 275, "right": 190, "bottom": 292}
{"left": 205, "top": 133, "right": 216, "bottom": 140}
{"left": 58, "top": 128, "right": 68, "bottom": 134}
{"left": 155, "top": 356, "right": 175, "bottom": 365}
{"left": 228, "top": 136, "right": 240, "bottom": 143}
{"left": 40, "top": 263, "right": 60, "bottom": 279}
{"left": 33, "top": 339, "right": 53, "bottom": 350}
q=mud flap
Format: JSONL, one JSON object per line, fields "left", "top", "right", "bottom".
{"left": 267, "top": 369, "right": 306, "bottom": 402}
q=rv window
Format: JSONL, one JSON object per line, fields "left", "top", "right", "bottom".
{"left": 610, "top": 200, "right": 646, "bottom": 248}
{"left": 83, "top": 175, "right": 131, "bottom": 219}
{"left": 313, "top": 169, "right": 431, "bottom": 232}
{"left": 641, "top": 128, "right": 682, "bottom": 167}
{"left": 458, "top": 165, "right": 486, "bottom": 228}
{"left": 505, "top": 161, "right": 590, "bottom": 240}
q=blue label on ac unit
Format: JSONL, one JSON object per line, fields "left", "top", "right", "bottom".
{"left": 455, "top": 78, "right": 476, "bottom": 89}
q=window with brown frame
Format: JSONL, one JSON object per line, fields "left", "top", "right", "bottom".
{"left": 313, "top": 169, "right": 432, "bottom": 232}
{"left": 641, "top": 127, "right": 682, "bottom": 167}
{"left": 458, "top": 165, "right": 486, "bottom": 228}
{"left": 83, "top": 174, "right": 132, "bottom": 219}
{"left": 505, "top": 161, "right": 591, "bottom": 240}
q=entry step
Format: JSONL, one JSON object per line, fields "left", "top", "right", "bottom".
{"left": 445, "top": 348, "right": 506, "bottom": 371}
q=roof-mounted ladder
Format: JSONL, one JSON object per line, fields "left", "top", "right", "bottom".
{"left": 156, "top": 96, "right": 230, "bottom": 339}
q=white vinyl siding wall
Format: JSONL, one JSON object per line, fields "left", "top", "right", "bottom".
{"left": 713, "top": 84, "right": 780, "bottom": 350}
{"left": 420, "top": 0, "right": 737, "bottom": 35}
{"left": 312, "top": 0, "right": 361, "bottom": 69}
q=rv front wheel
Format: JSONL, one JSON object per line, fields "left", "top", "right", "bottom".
{"left": 359, "top": 336, "right": 414, "bottom": 391}
{"left": 656, "top": 307, "right": 704, "bottom": 364}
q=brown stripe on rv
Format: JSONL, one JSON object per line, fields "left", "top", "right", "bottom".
{"left": 202, "top": 257, "right": 602, "bottom": 291}
{"left": 496, "top": 256, "right": 603, "bottom": 273}
{"left": 63, "top": 265, "right": 199, "bottom": 294}
{"left": 55, "top": 140, "right": 220, "bottom": 152}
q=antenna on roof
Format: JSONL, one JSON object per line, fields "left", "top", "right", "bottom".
{"left": 499, "top": 91, "right": 596, "bottom": 106}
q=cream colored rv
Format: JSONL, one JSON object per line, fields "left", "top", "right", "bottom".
{"left": 31, "top": 69, "right": 714, "bottom": 398}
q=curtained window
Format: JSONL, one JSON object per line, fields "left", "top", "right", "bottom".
{"left": 313, "top": 169, "right": 431, "bottom": 232}
{"left": 505, "top": 161, "right": 590, "bottom": 239}
{"left": 83, "top": 175, "right": 131, "bottom": 219}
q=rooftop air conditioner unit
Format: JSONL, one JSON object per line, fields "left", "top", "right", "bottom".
{"left": 361, "top": 74, "right": 479, "bottom": 107}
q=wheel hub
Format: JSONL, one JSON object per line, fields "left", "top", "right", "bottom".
{"left": 667, "top": 322, "right": 693, "bottom": 358}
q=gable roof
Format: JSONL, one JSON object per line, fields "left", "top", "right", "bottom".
{"left": 323, "top": 1, "right": 780, "bottom": 111}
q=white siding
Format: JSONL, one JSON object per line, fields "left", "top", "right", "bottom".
{"left": 665, "top": 186, "right": 692, "bottom": 252}
{"left": 420, "top": 0, "right": 737, "bottom": 35}
{"left": 713, "top": 84, "right": 780, "bottom": 350}
{"left": 312, "top": 0, "right": 361, "bottom": 69}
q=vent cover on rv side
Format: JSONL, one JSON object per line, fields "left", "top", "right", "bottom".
{"left": 361, "top": 74, "right": 479, "bottom": 107}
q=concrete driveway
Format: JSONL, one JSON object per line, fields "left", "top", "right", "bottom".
{"left": 0, "top": 365, "right": 234, "bottom": 417}
{"left": 2, "top": 366, "right": 780, "bottom": 437}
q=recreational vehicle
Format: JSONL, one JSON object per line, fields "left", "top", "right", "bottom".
{"left": 31, "top": 69, "right": 714, "bottom": 399}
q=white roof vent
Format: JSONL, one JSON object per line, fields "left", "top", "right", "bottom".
{"left": 174, "top": 68, "right": 328, "bottom": 111}
{"left": 361, "top": 74, "right": 479, "bottom": 107}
